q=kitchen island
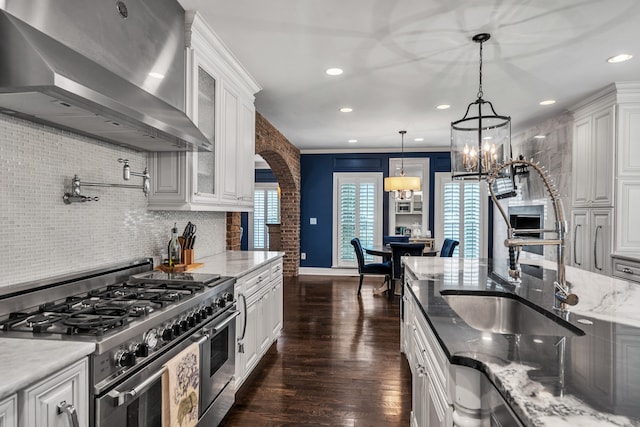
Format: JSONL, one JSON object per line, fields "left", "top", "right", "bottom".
{"left": 402, "top": 257, "right": 640, "bottom": 427}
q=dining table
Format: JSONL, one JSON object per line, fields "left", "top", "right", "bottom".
{"left": 363, "top": 244, "right": 439, "bottom": 297}
{"left": 364, "top": 245, "right": 439, "bottom": 259}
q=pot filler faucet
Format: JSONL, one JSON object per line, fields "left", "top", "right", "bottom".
{"left": 487, "top": 159, "right": 579, "bottom": 313}
{"left": 63, "top": 158, "right": 150, "bottom": 204}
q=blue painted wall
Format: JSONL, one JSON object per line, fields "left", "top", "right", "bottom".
{"left": 300, "top": 152, "right": 451, "bottom": 268}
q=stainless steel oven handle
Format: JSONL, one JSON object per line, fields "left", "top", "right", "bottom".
{"left": 192, "top": 333, "right": 210, "bottom": 346}
{"left": 203, "top": 310, "right": 240, "bottom": 335}
{"left": 57, "top": 401, "right": 79, "bottom": 427}
{"left": 107, "top": 367, "right": 166, "bottom": 407}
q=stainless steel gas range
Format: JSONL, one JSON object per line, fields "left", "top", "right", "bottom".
{"left": 0, "top": 259, "right": 238, "bottom": 427}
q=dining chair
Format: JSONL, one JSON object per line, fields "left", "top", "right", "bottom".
{"left": 440, "top": 239, "right": 459, "bottom": 257}
{"left": 383, "top": 235, "right": 409, "bottom": 245}
{"left": 389, "top": 242, "right": 425, "bottom": 299}
{"left": 350, "top": 238, "right": 392, "bottom": 296}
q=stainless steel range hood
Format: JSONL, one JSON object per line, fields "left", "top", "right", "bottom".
{"left": 0, "top": 1, "right": 212, "bottom": 152}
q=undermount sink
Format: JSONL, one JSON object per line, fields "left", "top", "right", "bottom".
{"left": 442, "top": 292, "right": 584, "bottom": 337}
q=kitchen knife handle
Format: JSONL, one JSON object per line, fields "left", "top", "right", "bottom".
{"left": 57, "top": 401, "right": 79, "bottom": 427}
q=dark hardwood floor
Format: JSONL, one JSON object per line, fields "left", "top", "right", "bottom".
{"left": 220, "top": 275, "right": 412, "bottom": 426}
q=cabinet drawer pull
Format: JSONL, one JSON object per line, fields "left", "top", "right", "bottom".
{"left": 623, "top": 267, "right": 634, "bottom": 274}
{"left": 593, "top": 225, "right": 602, "bottom": 271}
{"left": 573, "top": 224, "right": 582, "bottom": 266}
{"left": 57, "top": 401, "right": 79, "bottom": 427}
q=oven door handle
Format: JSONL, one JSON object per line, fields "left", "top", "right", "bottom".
{"left": 202, "top": 310, "right": 240, "bottom": 335}
{"left": 107, "top": 367, "right": 166, "bottom": 407}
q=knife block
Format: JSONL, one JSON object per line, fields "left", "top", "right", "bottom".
{"left": 182, "top": 249, "right": 194, "bottom": 265}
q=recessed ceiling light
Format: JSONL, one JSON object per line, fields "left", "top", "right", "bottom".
{"left": 436, "top": 104, "right": 451, "bottom": 110}
{"left": 482, "top": 136, "right": 493, "bottom": 140}
{"left": 414, "top": 138, "right": 424, "bottom": 142}
{"left": 534, "top": 135, "right": 546, "bottom": 139}
{"left": 339, "top": 107, "right": 353, "bottom": 113}
{"left": 148, "top": 72, "right": 165, "bottom": 79}
{"left": 325, "top": 67, "right": 344, "bottom": 76}
{"left": 539, "top": 100, "right": 556, "bottom": 106}
{"left": 607, "top": 54, "right": 633, "bottom": 63}
{"left": 348, "top": 139, "right": 358, "bottom": 143}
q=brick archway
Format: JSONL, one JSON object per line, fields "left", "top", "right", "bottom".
{"left": 227, "top": 113, "right": 300, "bottom": 277}
{"left": 254, "top": 113, "right": 300, "bottom": 277}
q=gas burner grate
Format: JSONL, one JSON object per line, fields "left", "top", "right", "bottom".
{"left": 62, "top": 305, "right": 130, "bottom": 336}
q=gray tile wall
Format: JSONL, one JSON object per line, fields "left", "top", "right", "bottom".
{"left": 0, "top": 114, "right": 226, "bottom": 288}
{"left": 492, "top": 112, "right": 574, "bottom": 264}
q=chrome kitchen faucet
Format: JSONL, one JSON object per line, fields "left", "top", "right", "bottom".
{"left": 487, "top": 158, "right": 579, "bottom": 312}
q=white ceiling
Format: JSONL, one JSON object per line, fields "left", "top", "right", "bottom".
{"left": 177, "top": 0, "right": 640, "bottom": 152}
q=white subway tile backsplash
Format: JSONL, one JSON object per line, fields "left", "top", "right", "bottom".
{"left": 0, "top": 114, "right": 226, "bottom": 288}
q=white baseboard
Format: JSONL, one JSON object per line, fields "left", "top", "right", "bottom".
{"left": 299, "top": 267, "right": 359, "bottom": 276}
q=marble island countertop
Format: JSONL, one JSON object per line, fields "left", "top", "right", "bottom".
{"left": 403, "top": 257, "right": 640, "bottom": 427}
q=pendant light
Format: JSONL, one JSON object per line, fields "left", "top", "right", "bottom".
{"left": 384, "top": 130, "right": 421, "bottom": 200}
{"left": 451, "top": 33, "right": 511, "bottom": 180}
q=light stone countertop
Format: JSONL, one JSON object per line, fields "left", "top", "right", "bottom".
{"left": 195, "top": 250, "right": 284, "bottom": 277}
{"left": 0, "top": 338, "right": 95, "bottom": 398}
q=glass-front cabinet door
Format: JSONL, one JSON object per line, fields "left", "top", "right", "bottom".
{"left": 194, "top": 65, "right": 217, "bottom": 201}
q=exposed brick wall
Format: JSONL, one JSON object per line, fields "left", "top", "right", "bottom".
{"left": 255, "top": 112, "right": 301, "bottom": 277}
{"left": 226, "top": 212, "right": 242, "bottom": 250}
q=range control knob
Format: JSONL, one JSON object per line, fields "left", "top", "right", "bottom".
{"left": 114, "top": 349, "right": 136, "bottom": 368}
{"left": 224, "top": 292, "right": 234, "bottom": 302}
{"left": 193, "top": 311, "right": 202, "bottom": 323}
{"left": 199, "top": 308, "right": 208, "bottom": 320}
{"left": 143, "top": 329, "right": 159, "bottom": 351}
{"left": 130, "top": 343, "right": 149, "bottom": 358}
{"left": 161, "top": 327, "right": 173, "bottom": 342}
{"left": 187, "top": 314, "right": 197, "bottom": 328}
{"left": 205, "top": 305, "right": 214, "bottom": 315}
{"left": 215, "top": 297, "right": 225, "bottom": 308}
{"left": 172, "top": 322, "right": 183, "bottom": 335}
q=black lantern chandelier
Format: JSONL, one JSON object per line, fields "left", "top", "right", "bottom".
{"left": 451, "top": 33, "right": 511, "bottom": 180}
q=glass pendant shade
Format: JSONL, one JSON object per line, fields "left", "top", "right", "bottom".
{"left": 451, "top": 33, "right": 511, "bottom": 180}
{"left": 385, "top": 130, "right": 421, "bottom": 199}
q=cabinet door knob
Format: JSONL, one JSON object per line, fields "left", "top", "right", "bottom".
{"left": 57, "top": 401, "right": 80, "bottom": 427}
{"left": 623, "top": 267, "right": 634, "bottom": 274}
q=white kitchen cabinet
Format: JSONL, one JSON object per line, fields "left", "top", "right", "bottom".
{"left": 270, "top": 276, "right": 283, "bottom": 338}
{"left": 20, "top": 358, "right": 89, "bottom": 427}
{"left": 404, "top": 279, "right": 453, "bottom": 427}
{"left": 571, "top": 105, "right": 614, "bottom": 208}
{"left": 570, "top": 83, "right": 640, "bottom": 266}
{"left": 147, "top": 12, "right": 260, "bottom": 212}
{"left": 571, "top": 208, "right": 612, "bottom": 276}
{"left": 0, "top": 394, "right": 17, "bottom": 427}
{"left": 234, "top": 258, "right": 284, "bottom": 390}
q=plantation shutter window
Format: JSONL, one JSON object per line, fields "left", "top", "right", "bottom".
{"left": 436, "top": 173, "right": 488, "bottom": 259}
{"left": 332, "top": 173, "right": 383, "bottom": 268}
{"left": 250, "top": 184, "right": 280, "bottom": 250}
